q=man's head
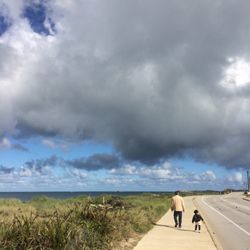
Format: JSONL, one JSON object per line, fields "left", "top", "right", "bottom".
{"left": 175, "top": 190, "right": 180, "bottom": 195}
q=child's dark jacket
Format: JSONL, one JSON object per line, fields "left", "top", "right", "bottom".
{"left": 192, "top": 214, "right": 204, "bottom": 223}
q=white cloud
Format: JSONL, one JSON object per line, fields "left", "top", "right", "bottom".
{"left": 102, "top": 178, "right": 122, "bottom": 185}
{"left": 42, "top": 139, "right": 56, "bottom": 149}
{"left": 0, "top": 0, "right": 250, "bottom": 169}
{"left": 109, "top": 161, "right": 221, "bottom": 189}
{"left": 140, "top": 163, "right": 180, "bottom": 180}
{"left": 0, "top": 137, "right": 11, "bottom": 149}
{"left": 200, "top": 171, "right": 216, "bottom": 182}
{"left": 221, "top": 57, "right": 250, "bottom": 89}
{"left": 101, "top": 177, "right": 136, "bottom": 186}
{"left": 19, "top": 167, "right": 32, "bottom": 177}
{"left": 110, "top": 164, "right": 136, "bottom": 175}
{"left": 227, "top": 172, "right": 243, "bottom": 184}
{"left": 110, "top": 161, "right": 185, "bottom": 181}
{"left": 70, "top": 169, "right": 87, "bottom": 179}
{"left": 0, "top": 0, "right": 24, "bottom": 20}
{"left": 42, "top": 139, "right": 68, "bottom": 151}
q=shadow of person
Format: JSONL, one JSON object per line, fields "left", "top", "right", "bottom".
{"left": 153, "top": 223, "right": 174, "bottom": 228}
{"left": 153, "top": 223, "right": 194, "bottom": 232}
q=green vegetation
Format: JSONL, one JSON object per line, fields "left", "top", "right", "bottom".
{"left": 0, "top": 194, "right": 171, "bottom": 250}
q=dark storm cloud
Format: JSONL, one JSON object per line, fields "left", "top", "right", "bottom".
{"left": 188, "top": 136, "right": 250, "bottom": 168}
{"left": 66, "top": 154, "right": 121, "bottom": 171}
{"left": 15, "top": 121, "right": 60, "bottom": 139}
{"left": 1, "top": 0, "right": 250, "bottom": 168}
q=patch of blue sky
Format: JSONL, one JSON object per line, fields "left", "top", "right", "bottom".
{"left": 19, "top": 137, "right": 54, "bottom": 158}
{"left": 68, "top": 141, "right": 114, "bottom": 159}
{"left": 0, "top": 15, "right": 10, "bottom": 36}
{"left": 0, "top": 136, "right": 115, "bottom": 172}
{"left": 23, "top": 1, "right": 55, "bottom": 36}
{"left": 94, "top": 169, "right": 111, "bottom": 177}
{"left": 22, "top": 137, "right": 114, "bottom": 160}
{"left": 171, "top": 158, "right": 228, "bottom": 177}
{"left": 0, "top": 138, "right": 30, "bottom": 168}
{"left": 0, "top": 149, "right": 19, "bottom": 167}
{"left": 0, "top": 137, "right": 51, "bottom": 168}
{"left": 0, "top": 149, "right": 25, "bottom": 168}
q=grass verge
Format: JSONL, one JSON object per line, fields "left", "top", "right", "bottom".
{"left": 0, "top": 194, "right": 170, "bottom": 249}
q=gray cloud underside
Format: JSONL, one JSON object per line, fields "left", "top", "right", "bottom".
{"left": 12, "top": 143, "right": 29, "bottom": 152}
{"left": 24, "top": 155, "right": 59, "bottom": 174}
{"left": 23, "top": 154, "right": 121, "bottom": 171}
{"left": 1, "top": 0, "right": 250, "bottom": 168}
{"left": 66, "top": 154, "right": 121, "bottom": 170}
{"left": 0, "top": 165, "right": 15, "bottom": 174}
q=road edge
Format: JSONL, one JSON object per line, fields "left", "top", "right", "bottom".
{"left": 192, "top": 196, "right": 223, "bottom": 250}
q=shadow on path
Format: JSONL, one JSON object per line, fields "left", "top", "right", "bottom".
{"left": 153, "top": 223, "right": 195, "bottom": 232}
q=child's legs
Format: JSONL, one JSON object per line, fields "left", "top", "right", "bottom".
{"left": 195, "top": 222, "right": 201, "bottom": 230}
{"left": 195, "top": 221, "right": 201, "bottom": 230}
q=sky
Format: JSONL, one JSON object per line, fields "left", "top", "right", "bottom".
{"left": 0, "top": 0, "right": 249, "bottom": 191}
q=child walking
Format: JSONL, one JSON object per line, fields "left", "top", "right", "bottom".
{"left": 192, "top": 209, "right": 204, "bottom": 232}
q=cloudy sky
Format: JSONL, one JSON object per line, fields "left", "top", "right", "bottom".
{"left": 0, "top": 0, "right": 249, "bottom": 191}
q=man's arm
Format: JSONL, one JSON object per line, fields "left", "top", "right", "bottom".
{"left": 181, "top": 198, "right": 185, "bottom": 212}
{"left": 170, "top": 198, "right": 175, "bottom": 211}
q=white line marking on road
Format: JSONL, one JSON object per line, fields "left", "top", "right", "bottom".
{"left": 202, "top": 197, "right": 250, "bottom": 237}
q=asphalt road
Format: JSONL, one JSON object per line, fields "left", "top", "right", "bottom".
{"left": 195, "top": 192, "right": 250, "bottom": 250}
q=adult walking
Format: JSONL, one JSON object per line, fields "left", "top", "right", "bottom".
{"left": 171, "top": 191, "right": 185, "bottom": 228}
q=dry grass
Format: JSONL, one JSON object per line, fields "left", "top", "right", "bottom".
{"left": 0, "top": 194, "right": 170, "bottom": 249}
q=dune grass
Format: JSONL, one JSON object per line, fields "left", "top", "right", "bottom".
{"left": 0, "top": 194, "right": 171, "bottom": 249}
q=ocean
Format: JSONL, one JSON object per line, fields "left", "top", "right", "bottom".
{"left": 0, "top": 191, "right": 171, "bottom": 201}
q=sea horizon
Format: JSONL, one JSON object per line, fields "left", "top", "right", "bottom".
{"left": 0, "top": 190, "right": 225, "bottom": 201}
{"left": 0, "top": 191, "right": 175, "bottom": 201}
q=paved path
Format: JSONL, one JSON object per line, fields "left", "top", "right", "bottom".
{"left": 134, "top": 196, "right": 217, "bottom": 250}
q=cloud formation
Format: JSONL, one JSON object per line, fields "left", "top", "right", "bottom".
{"left": 0, "top": 137, "right": 28, "bottom": 151}
{"left": 20, "top": 153, "right": 121, "bottom": 171}
{"left": 1, "top": 0, "right": 250, "bottom": 168}
{"left": 0, "top": 138, "right": 11, "bottom": 149}
{"left": 0, "top": 156, "right": 245, "bottom": 191}
{"left": 66, "top": 154, "right": 121, "bottom": 170}
{"left": 0, "top": 165, "right": 14, "bottom": 174}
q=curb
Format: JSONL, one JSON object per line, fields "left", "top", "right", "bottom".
{"left": 243, "top": 198, "right": 250, "bottom": 202}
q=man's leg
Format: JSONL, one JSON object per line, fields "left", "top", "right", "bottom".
{"left": 173, "top": 211, "right": 178, "bottom": 227}
{"left": 178, "top": 211, "right": 182, "bottom": 227}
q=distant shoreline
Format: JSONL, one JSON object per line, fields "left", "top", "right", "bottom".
{"left": 0, "top": 190, "right": 224, "bottom": 201}
{"left": 0, "top": 191, "right": 173, "bottom": 201}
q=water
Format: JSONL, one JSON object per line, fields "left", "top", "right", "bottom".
{"left": 0, "top": 191, "right": 171, "bottom": 201}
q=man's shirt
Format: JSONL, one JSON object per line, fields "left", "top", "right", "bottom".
{"left": 171, "top": 195, "right": 185, "bottom": 212}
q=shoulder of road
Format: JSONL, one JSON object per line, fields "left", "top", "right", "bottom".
{"left": 133, "top": 196, "right": 218, "bottom": 250}
{"left": 243, "top": 195, "right": 250, "bottom": 202}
